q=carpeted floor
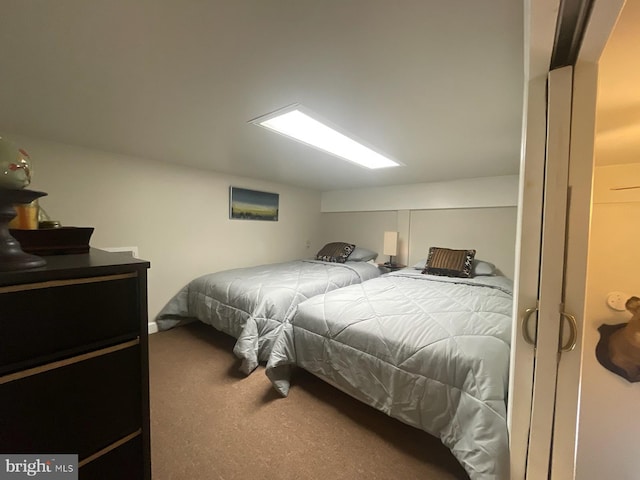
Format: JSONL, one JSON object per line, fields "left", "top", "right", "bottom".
{"left": 149, "top": 322, "right": 469, "bottom": 480}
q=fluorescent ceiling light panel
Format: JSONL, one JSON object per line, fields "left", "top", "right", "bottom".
{"left": 251, "top": 105, "right": 400, "bottom": 169}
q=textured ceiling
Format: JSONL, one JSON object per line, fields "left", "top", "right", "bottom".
{"left": 0, "top": 0, "right": 524, "bottom": 190}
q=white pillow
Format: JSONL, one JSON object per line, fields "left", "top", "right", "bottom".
{"left": 472, "top": 260, "right": 496, "bottom": 276}
{"left": 348, "top": 246, "right": 378, "bottom": 262}
{"left": 412, "top": 259, "right": 427, "bottom": 270}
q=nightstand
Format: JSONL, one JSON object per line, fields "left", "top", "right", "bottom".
{"left": 377, "top": 263, "right": 406, "bottom": 273}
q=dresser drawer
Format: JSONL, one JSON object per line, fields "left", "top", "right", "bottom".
{"left": 0, "top": 343, "right": 142, "bottom": 460}
{"left": 0, "top": 273, "right": 140, "bottom": 372}
{"left": 79, "top": 434, "right": 144, "bottom": 480}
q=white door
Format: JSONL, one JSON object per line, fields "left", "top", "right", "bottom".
{"left": 512, "top": 66, "right": 617, "bottom": 480}
{"left": 530, "top": 66, "right": 576, "bottom": 479}
{"left": 508, "top": 3, "right": 565, "bottom": 476}
{"left": 546, "top": 60, "right": 597, "bottom": 480}
{"left": 527, "top": 66, "right": 576, "bottom": 480}
{"left": 507, "top": 72, "right": 547, "bottom": 480}
{"left": 508, "top": 65, "right": 574, "bottom": 480}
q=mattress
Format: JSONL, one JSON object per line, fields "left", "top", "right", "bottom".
{"left": 266, "top": 269, "right": 513, "bottom": 480}
{"left": 156, "top": 259, "right": 380, "bottom": 374}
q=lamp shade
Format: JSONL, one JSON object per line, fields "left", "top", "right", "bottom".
{"left": 383, "top": 231, "right": 398, "bottom": 256}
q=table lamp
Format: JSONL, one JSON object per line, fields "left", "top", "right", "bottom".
{"left": 383, "top": 231, "right": 398, "bottom": 266}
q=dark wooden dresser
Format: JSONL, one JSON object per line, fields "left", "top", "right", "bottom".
{"left": 0, "top": 248, "right": 151, "bottom": 480}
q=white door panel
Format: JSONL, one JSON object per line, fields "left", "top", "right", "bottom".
{"left": 508, "top": 73, "right": 547, "bottom": 480}
{"left": 526, "top": 66, "right": 574, "bottom": 480}
{"left": 549, "top": 60, "right": 598, "bottom": 480}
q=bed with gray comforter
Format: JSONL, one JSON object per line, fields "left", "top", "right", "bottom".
{"left": 156, "top": 259, "right": 380, "bottom": 374}
{"left": 266, "top": 269, "right": 513, "bottom": 480}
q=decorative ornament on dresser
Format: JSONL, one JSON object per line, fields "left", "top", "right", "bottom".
{"left": 0, "top": 138, "right": 32, "bottom": 189}
{"left": 0, "top": 137, "right": 48, "bottom": 272}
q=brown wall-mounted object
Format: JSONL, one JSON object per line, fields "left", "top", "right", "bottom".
{"left": 596, "top": 296, "right": 640, "bottom": 382}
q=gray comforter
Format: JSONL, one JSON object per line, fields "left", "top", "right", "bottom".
{"left": 156, "top": 259, "right": 380, "bottom": 374}
{"left": 266, "top": 269, "right": 513, "bottom": 480}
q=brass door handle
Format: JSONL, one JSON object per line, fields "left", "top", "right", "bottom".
{"left": 521, "top": 303, "right": 538, "bottom": 347}
{"left": 559, "top": 311, "right": 578, "bottom": 352}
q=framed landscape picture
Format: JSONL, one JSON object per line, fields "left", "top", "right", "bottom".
{"left": 229, "top": 187, "right": 279, "bottom": 221}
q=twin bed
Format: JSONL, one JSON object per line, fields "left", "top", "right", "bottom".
{"left": 267, "top": 268, "right": 512, "bottom": 480}
{"left": 156, "top": 244, "right": 513, "bottom": 480}
{"left": 156, "top": 244, "right": 380, "bottom": 374}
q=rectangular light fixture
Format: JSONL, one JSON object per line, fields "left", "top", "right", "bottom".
{"left": 249, "top": 104, "right": 401, "bottom": 169}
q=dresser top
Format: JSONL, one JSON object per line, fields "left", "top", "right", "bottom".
{"left": 0, "top": 248, "right": 150, "bottom": 286}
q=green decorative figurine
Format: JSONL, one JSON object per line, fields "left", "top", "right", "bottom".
{"left": 0, "top": 137, "right": 32, "bottom": 189}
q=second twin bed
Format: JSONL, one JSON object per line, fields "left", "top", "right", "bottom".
{"left": 266, "top": 268, "right": 513, "bottom": 480}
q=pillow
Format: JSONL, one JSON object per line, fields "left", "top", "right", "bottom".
{"left": 412, "top": 259, "right": 427, "bottom": 270}
{"left": 415, "top": 257, "right": 495, "bottom": 276}
{"left": 348, "top": 246, "right": 378, "bottom": 262}
{"left": 316, "top": 242, "right": 356, "bottom": 263}
{"left": 472, "top": 259, "right": 496, "bottom": 276}
{"left": 422, "top": 247, "right": 476, "bottom": 278}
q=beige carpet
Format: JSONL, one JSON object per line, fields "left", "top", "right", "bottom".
{"left": 149, "top": 322, "right": 469, "bottom": 480}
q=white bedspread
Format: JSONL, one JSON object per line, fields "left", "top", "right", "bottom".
{"left": 266, "top": 270, "right": 513, "bottom": 480}
{"left": 156, "top": 259, "right": 380, "bottom": 374}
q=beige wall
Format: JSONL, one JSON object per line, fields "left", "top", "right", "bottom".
{"left": 6, "top": 134, "right": 322, "bottom": 321}
{"left": 575, "top": 164, "right": 640, "bottom": 478}
{"left": 318, "top": 211, "right": 399, "bottom": 264}
{"left": 321, "top": 175, "right": 519, "bottom": 212}
{"left": 408, "top": 207, "right": 517, "bottom": 278}
{"left": 319, "top": 177, "right": 519, "bottom": 278}
{"left": 320, "top": 207, "right": 517, "bottom": 278}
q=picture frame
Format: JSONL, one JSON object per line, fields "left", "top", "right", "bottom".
{"left": 229, "top": 186, "right": 279, "bottom": 221}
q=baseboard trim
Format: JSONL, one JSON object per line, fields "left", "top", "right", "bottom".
{"left": 148, "top": 321, "right": 158, "bottom": 335}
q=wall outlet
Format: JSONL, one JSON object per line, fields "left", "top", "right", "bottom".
{"left": 606, "top": 291, "right": 630, "bottom": 312}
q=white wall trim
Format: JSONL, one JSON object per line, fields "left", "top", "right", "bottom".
{"left": 321, "top": 175, "right": 519, "bottom": 212}
{"left": 148, "top": 321, "right": 158, "bottom": 335}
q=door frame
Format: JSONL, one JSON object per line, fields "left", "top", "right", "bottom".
{"left": 510, "top": 1, "right": 626, "bottom": 478}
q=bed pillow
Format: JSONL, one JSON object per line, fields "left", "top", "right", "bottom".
{"left": 422, "top": 247, "right": 476, "bottom": 278}
{"left": 415, "top": 257, "right": 495, "bottom": 276}
{"left": 412, "top": 259, "right": 427, "bottom": 270}
{"left": 472, "top": 259, "right": 496, "bottom": 276}
{"left": 348, "top": 247, "right": 378, "bottom": 262}
{"left": 316, "top": 242, "right": 356, "bottom": 263}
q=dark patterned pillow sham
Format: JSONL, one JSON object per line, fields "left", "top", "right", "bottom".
{"left": 316, "top": 242, "right": 356, "bottom": 263}
{"left": 422, "top": 246, "right": 476, "bottom": 278}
